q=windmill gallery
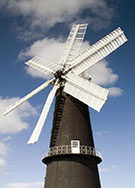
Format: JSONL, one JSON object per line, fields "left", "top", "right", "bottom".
{"left": 4, "top": 24, "right": 127, "bottom": 188}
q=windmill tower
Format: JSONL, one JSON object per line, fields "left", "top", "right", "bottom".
{"left": 4, "top": 24, "right": 127, "bottom": 188}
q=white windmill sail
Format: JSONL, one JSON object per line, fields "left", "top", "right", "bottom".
{"left": 25, "top": 56, "right": 61, "bottom": 76}
{"left": 63, "top": 73, "right": 109, "bottom": 112}
{"left": 4, "top": 78, "right": 55, "bottom": 116}
{"left": 27, "top": 84, "right": 58, "bottom": 144}
{"left": 65, "top": 27, "right": 128, "bottom": 75}
{"left": 60, "top": 24, "right": 88, "bottom": 67}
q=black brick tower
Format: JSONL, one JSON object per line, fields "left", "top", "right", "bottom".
{"left": 42, "top": 88, "right": 102, "bottom": 188}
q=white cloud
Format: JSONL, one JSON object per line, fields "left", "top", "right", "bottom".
{"left": 0, "top": 0, "right": 113, "bottom": 40}
{"left": 109, "top": 87, "right": 123, "bottom": 97}
{"left": 19, "top": 37, "right": 65, "bottom": 63}
{"left": 88, "top": 60, "right": 118, "bottom": 86}
{"left": 87, "top": 59, "right": 123, "bottom": 96}
{"left": 19, "top": 37, "right": 65, "bottom": 79}
{"left": 2, "top": 0, "right": 113, "bottom": 26}
{"left": 0, "top": 157, "right": 6, "bottom": 171}
{"left": 2, "top": 136, "right": 12, "bottom": 142}
{"left": 0, "top": 95, "right": 37, "bottom": 172}
{"left": 87, "top": 59, "right": 123, "bottom": 98}
{"left": 0, "top": 97, "right": 38, "bottom": 134}
{"left": 6, "top": 181, "right": 43, "bottom": 188}
{"left": 24, "top": 66, "right": 47, "bottom": 79}
{"left": 80, "top": 43, "right": 119, "bottom": 87}
{"left": 0, "top": 141, "right": 9, "bottom": 171}
{"left": 80, "top": 41, "right": 90, "bottom": 52}
{"left": 0, "top": 142, "right": 9, "bottom": 156}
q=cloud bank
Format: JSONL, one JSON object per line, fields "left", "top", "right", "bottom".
{"left": 0, "top": 0, "right": 114, "bottom": 40}
{"left": 0, "top": 97, "right": 38, "bottom": 171}
{"left": 1, "top": 0, "right": 113, "bottom": 28}
{"left": 0, "top": 97, "right": 37, "bottom": 134}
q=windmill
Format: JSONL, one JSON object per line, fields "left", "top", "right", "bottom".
{"left": 4, "top": 24, "right": 127, "bottom": 188}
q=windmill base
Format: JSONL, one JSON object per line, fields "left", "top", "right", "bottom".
{"left": 43, "top": 154, "right": 101, "bottom": 188}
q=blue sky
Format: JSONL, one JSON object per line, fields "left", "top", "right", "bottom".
{"left": 0, "top": 0, "right": 134, "bottom": 188}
